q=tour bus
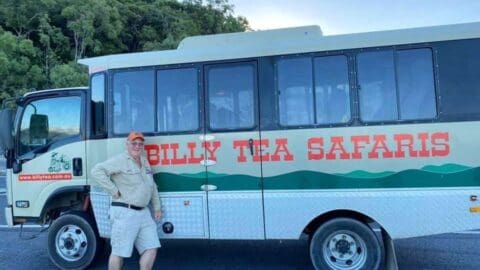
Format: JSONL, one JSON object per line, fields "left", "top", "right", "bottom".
{"left": 2, "top": 21, "right": 480, "bottom": 270}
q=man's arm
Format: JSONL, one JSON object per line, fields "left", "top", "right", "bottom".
{"left": 90, "top": 157, "right": 122, "bottom": 197}
{"left": 151, "top": 181, "right": 162, "bottom": 219}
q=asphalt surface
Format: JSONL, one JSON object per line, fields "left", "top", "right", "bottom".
{"left": 0, "top": 225, "right": 479, "bottom": 270}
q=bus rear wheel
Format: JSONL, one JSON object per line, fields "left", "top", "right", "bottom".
{"left": 47, "top": 212, "right": 99, "bottom": 270}
{"left": 309, "top": 218, "right": 383, "bottom": 270}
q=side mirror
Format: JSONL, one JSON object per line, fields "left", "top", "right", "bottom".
{"left": 29, "top": 114, "right": 49, "bottom": 145}
{"left": 0, "top": 108, "right": 15, "bottom": 153}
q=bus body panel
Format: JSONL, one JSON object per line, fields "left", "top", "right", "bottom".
{"left": 264, "top": 188, "right": 480, "bottom": 239}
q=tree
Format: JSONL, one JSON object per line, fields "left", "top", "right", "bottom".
{"left": 50, "top": 62, "right": 88, "bottom": 88}
{"left": 37, "top": 13, "right": 70, "bottom": 87}
{"left": 0, "top": 0, "right": 250, "bottom": 104}
{"left": 61, "top": 0, "right": 123, "bottom": 61}
{"left": 0, "top": 29, "right": 46, "bottom": 101}
{"left": 0, "top": 0, "right": 54, "bottom": 38}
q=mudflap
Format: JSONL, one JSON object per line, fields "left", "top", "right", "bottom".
{"left": 384, "top": 231, "right": 399, "bottom": 270}
{"left": 369, "top": 222, "right": 398, "bottom": 270}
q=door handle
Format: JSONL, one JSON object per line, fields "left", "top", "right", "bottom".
{"left": 72, "top": 158, "right": 83, "bottom": 176}
{"left": 248, "top": 138, "right": 254, "bottom": 156}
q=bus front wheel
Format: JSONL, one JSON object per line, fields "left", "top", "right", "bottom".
{"left": 309, "top": 217, "right": 383, "bottom": 270}
{"left": 47, "top": 212, "right": 99, "bottom": 270}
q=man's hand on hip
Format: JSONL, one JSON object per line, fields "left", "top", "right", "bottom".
{"left": 154, "top": 210, "right": 162, "bottom": 220}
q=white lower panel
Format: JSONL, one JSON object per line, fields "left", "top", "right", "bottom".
{"left": 157, "top": 193, "right": 208, "bottom": 239}
{"left": 208, "top": 191, "right": 264, "bottom": 239}
{"left": 90, "top": 189, "right": 208, "bottom": 239}
{"left": 90, "top": 190, "right": 111, "bottom": 238}
{"left": 264, "top": 188, "right": 480, "bottom": 240}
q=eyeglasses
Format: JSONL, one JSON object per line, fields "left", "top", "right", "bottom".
{"left": 129, "top": 142, "right": 144, "bottom": 147}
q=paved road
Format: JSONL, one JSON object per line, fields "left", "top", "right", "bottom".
{"left": 0, "top": 226, "right": 479, "bottom": 270}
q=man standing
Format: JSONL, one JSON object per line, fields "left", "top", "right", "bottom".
{"left": 91, "top": 131, "right": 161, "bottom": 270}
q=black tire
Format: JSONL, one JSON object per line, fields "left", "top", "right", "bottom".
{"left": 310, "top": 218, "right": 383, "bottom": 270}
{"left": 47, "top": 212, "right": 100, "bottom": 270}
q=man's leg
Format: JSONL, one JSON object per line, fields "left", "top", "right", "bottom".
{"left": 139, "top": 248, "right": 157, "bottom": 270}
{"left": 108, "top": 254, "right": 124, "bottom": 270}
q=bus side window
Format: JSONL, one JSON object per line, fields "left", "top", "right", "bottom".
{"left": 113, "top": 70, "right": 155, "bottom": 134}
{"left": 397, "top": 48, "right": 436, "bottom": 120}
{"left": 207, "top": 64, "right": 255, "bottom": 130}
{"left": 277, "top": 57, "right": 314, "bottom": 126}
{"left": 357, "top": 48, "right": 436, "bottom": 122}
{"left": 357, "top": 50, "right": 398, "bottom": 122}
{"left": 91, "top": 73, "right": 105, "bottom": 137}
{"left": 157, "top": 68, "right": 199, "bottom": 132}
{"left": 314, "top": 55, "right": 351, "bottom": 124}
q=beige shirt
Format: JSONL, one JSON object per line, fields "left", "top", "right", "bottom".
{"left": 91, "top": 152, "right": 161, "bottom": 212}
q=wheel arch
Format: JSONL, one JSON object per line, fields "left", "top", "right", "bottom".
{"left": 302, "top": 209, "right": 391, "bottom": 240}
{"left": 40, "top": 185, "right": 91, "bottom": 223}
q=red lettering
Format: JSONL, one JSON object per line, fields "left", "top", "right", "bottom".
{"left": 368, "top": 135, "right": 393, "bottom": 159}
{"left": 253, "top": 139, "right": 270, "bottom": 162}
{"left": 187, "top": 142, "right": 204, "bottom": 164}
{"left": 393, "top": 134, "right": 418, "bottom": 158}
{"left": 160, "top": 144, "right": 170, "bottom": 165}
{"left": 308, "top": 138, "right": 324, "bottom": 160}
{"left": 233, "top": 140, "right": 249, "bottom": 162}
{"left": 271, "top": 138, "right": 294, "bottom": 161}
{"left": 418, "top": 133, "right": 430, "bottom": 157}
{"left": 203, "top": 141, "right": 221, "bottom": 161}
{"left": 351, "top": 135, "right": 369, "bottom": 159}
{"left": 431, "top": 132, "right": 450, "bottom": 157}
{"left": 326, "top": 136, "right": 350, "bottom": 160}
{"left": 170, "top": 143, "right": 187, "bottom": 165}
{"left": 145, "top": 144, "right": 160, "bottom": 166}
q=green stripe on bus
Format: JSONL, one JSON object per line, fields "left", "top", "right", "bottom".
{"left": 153, "top": 172, "right": 260, "bottom": 192}
{"left": 263, "top": 168, "right": 480, "bottom": 190}
{"left": 154, "top": 164, "right": 480, "bottom": 192}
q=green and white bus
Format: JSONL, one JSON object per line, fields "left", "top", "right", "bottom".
{"left": 2, "top": 22, "right": 480, "bottom": 270}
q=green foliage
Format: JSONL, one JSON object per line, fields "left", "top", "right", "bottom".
{"left": 0, "top": 0, "right": 249, "bottom": 104}
{"left": 50, "top": 62, "right": 88, "bottom": 88}
{"left": 0, "top": 30, "right": 46, "bottom": 100}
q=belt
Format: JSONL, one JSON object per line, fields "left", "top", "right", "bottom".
{"left": 111, "top": 202, "right": 144, "bottom": 210}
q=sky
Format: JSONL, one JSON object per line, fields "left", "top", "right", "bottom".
{"left": 229, "top": 0, "right": 480, "bottom": 35}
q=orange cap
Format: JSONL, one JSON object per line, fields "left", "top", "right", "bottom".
{"left": 127, "top": 131, "right": 145, "bottom": 141}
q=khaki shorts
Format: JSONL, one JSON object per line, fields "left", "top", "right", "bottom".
{"left": 109, "top": 206, "right": 161, "bottom": 257}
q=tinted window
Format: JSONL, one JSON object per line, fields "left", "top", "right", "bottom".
{"left": 91, "top": 73, "right": 105, "bottom": 136}
{"left": 19, "top": 96, "right": 81, "bottom": 155}
{"left": 357, "top": 49, "right": 436, "bottom": 122}
{"left": 314, "top": 55, "right": 351, "bottom": 124}
{"left": 357, "top": 50, "right": 398, "bottom": 122}
{"left": 207, "top": 64, "right": 255, "bottom": 130}
{"left": 397, "top": 49, "right": 436, "bottom": 120}
{"left": 277, "top": 57, "right": 314, "bottom": 126}
{"left": 437, "top": 39, "right": 480, "bottom": 118}
{"left": 113, "top": 70, "right": 154, "bottom": 134}
{"left": 157, "top": 68, "right": 199, "bottom": 132}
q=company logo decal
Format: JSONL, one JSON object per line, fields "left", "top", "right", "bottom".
{"left": 19, "top": 173, "right": 72, "bottom": 181}
{"left": 48, "top": 152, "right": 71, "bottom": 172}
{"left": 18, "top": 152, "right": 73, "bottom": 181}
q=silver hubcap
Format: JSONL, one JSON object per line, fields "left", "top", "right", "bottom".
{"left": 55, "top": 225, "right": 88, "bottom": 261}
{"left": 322, "top": 230, "right": 367, "bottom": 270}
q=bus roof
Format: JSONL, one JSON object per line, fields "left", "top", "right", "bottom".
{"left": 78, "top": 21, "right": 480, "bottom": 73}
{"left": 23, "top": 87, "right": 88, "bottom": 98}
